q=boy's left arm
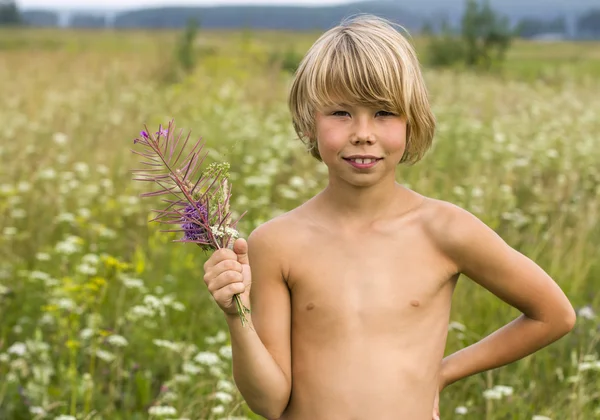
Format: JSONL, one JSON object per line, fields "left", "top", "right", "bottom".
{"left": 433, "top": 202, "right": 576, "bottom": 391}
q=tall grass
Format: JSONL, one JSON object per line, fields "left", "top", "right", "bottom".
{"left": 0, "top": 29, "right": 599, "bottom": 419}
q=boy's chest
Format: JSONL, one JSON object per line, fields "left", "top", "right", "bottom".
{"left": 286, "top": 227, "right": 455, "bottom": 330}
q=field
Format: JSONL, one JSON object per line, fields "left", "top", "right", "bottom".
{"left": 0, "top": 27, "right": 599, "bottom": 420}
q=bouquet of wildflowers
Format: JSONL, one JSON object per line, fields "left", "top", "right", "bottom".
{"left": 131, "top": 120, "right": 251, "bottom": 327}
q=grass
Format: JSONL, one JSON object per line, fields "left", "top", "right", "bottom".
{"left": 0, "top": 27, "right": 599, "bottom": 419}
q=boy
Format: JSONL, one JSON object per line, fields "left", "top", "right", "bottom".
{"left": 202, "top": 15, "right": 576, "bottom": 420}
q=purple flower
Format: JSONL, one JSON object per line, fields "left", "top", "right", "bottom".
{"left": 140, "top": 131, "right": 149, "bottom": 138}
{"left": 156, "top": 128, "right": 169, "bottom": 138}
{"left": 181, "top": 201, "right": 209, "bottom": 242}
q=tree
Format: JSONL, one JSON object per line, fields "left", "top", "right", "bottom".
{"left": 577, "top": 9, "right": 600, "bottom": 39}
{"left": 427, "top": 0, "right": 512, "bottom": 71}
{"left": 0, "top": 0, "right": 21, "bottom": 25}
{"left": 461, "top": 0, "right": 512, "bottom": 69}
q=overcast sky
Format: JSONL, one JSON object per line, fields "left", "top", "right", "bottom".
{"left": 19, "top": 0, "right": 356, "bottom": 10}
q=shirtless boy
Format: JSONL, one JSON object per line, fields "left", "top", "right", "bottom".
{"left": 202, "top": 15, "right": 576, "bottom": 420}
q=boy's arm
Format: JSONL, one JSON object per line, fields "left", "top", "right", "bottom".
{"left": 431, "top": 202, "right": 576, "bottom": 389}
{"left": 227, "top": 223, "right": 292, "bottom": 419}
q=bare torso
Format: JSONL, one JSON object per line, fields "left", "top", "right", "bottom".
{"left": 276, "top": 193, "right": 459, "bottom": 420}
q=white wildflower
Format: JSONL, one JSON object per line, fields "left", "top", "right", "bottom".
{"left": 578, "top": 306, "right": 596, "bottom": 320}
{"left": 76, "top": 263, "right": 97, "bottom": 276}
{"left": 211, "top": 405, "right": 225, "bottom": 414}
{"left": 289, "top": 176, "right": 305, "bottom": 189}
{"left": 532, "top": 416, "right": 552, "bottom": 420}
{"left": 7, "top": 342, "right": 27, "bottom": 356}
{"left": 35, "top": 252, "right": 51, "bottom": 261}
{"left": 52, "top": 132, "right": 69, "bottom": 145}
{"left": 482, "top": 388, "right": 503, "bottom": 400}
{"left": 10, "top": 208, "right": 26, "bottom": 219}
{"left": 54, "top": 416, "right": 77, "bottom": 420}
{"left": 37, "top": 168, "right": 57, "bottom": 180}
{"left": 217, "top": 379, "right": 235, "bottom": 392}
{"left": 30, "top": 406, "right": 46, "bottom": 415}
{"left": 107, "top": 334, "right": 128, "bottom": 347}
{"left": 74, "top": 162, "right": 90, "bottom": 176}
{"left": 194, "top": 351, "right": 221, "bottom": 366}
{"left": 455, "top": 406, "right": 468, "bottom": 415}
{"left": 148, "top": 405, "right": 177, "bottom": 417}
{"left": 78, "top": 208, "right": 92, "bottom": 219}
{"left": 213, "top": 391, "right": 233, "bottom": 403}
{"left": 17, "top": 181, "right": 31, "bottom": 192}
{"left": 448, "top": 321, "right": 467, "bottom": 332}
{"left": 3, "top": 227, "right": 17, "bottom": 236}
{"left": 94, "top": 349, "right": 116, "bottom": 363}
{"left": 218, "top": 345, "right": 232, "bottom": 360}
{"left": 80, "top": 328, "right": 95, "bottom": 340}
{"left": 494, "top": 385, "right": 513, "bottom": 396}
{"left": 182, "top": 361, "right": 203, "bottom": 375}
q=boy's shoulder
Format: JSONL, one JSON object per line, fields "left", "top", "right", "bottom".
{"left": 418, "top": 195, "right": 503, "bottom": 265}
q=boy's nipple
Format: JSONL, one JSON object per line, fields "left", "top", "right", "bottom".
{"left": 306, "top": 302, "right": 315, "bottom": 310}
{"left": 410, "top": 299, "right": 420, "bottom": 307}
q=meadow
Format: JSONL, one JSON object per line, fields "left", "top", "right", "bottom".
{"left": 0, "top": 26, "right": 599, "bottom": 420}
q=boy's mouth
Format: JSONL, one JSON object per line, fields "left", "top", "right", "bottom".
{"left": 343, "top": 157, "right": 383, "bottom": 169}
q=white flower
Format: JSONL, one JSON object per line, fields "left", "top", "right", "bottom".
{"left": 54, "top": 416, "right": 77, "bottom": 420}
{"left": 219, "top": 345, "right": 232, "bottom": 360}
{"left": 532, "top": 416, "right": 552, "bottom": 420}
{"left": 30, "top": 406, "right": 46, "bottom": 415}
{"left": 289, "top": 176, "right": 305, "bottom": 189}
{"left": 182, "top": 361, "right": 203, "bottom": 375}
{"left": 213, "top": 391, "right": 233, "bottom": 403}
{"left": 52, "top": 132, "right": 68, "bottom": 145}
{"left": 148, "top": 405, "right": 177, "bottom": 417}
{"left": 56, "top": 298, "right": 76, "bottom": 310}
{"left": 120, "top": 275, "right": 146, "bottom": 291}
{"left": 194, "top": 351, "right": 220, "bottom": 366}
{"left": 17, "top": 181, "right": 31, "bottom": 192}
{"left": 3, "top": 227, "right": 17, "bottom": 236}
{"left": 7, "top": 342, "right": 27, "bottom": 356}
{"left": 217, "top": 379, "right": 235, "bottom": 392}
{"left": 35, "top": 252, "right": 51, "bottom": 261}
{"left": 448, "top": 321, "right": 466, "bottom": 332}
{"left": 76, "top": 263, "right": 97, "bottom": 276}
{"left": 494, "top": 385, "right": 514, "bottom": 396}
{"left": 37, "top": 168, "right": 57, "bottom": 180}
{"left": 455, "top": 406, "right": 468, "bottom": 414}
{"left": 10, "top": 208, "right": 26, "bottom": 219}
{"left": 80, "top": 328, "right": 95, "bottom": 340}
{"left": 578, "top": 306, "right": 596, "bottom": 320}
{"left": 211, "top": 405, "right": 225, "bottom": 414}
{"left": 482, "top": 388, "right": 503, "bottom": 400}
{"left": 94, "top": 349, "right": 116, "bottom": 363}
{"left": 74, "top": 162, "right": 90, "bottom": 176}
{"left": 107, "top": 334, "right": 128, "bottom": 347}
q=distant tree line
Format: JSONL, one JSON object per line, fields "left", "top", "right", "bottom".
{"left": 1, "top": 0, "right": 600, "bottom": 40}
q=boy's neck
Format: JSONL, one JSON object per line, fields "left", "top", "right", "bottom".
{"left": 319, "top": 176, "right": 405, "bottom": 225}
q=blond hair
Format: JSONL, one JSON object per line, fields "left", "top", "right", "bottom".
{"left": 288, "top": 14, "right": 435, "bottom": 165}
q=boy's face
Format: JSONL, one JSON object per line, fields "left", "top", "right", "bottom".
{"left": 314, "top": 102, "right": 407, "bottom": 187}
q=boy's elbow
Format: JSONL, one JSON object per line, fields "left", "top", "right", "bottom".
{"left": 561, "top": 305, "right": 577, "bottom": 333}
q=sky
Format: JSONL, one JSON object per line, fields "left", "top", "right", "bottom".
{"left": 19, "top": 0, "right": 357, "bottom": 10}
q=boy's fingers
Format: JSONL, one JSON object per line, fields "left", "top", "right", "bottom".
{"left": 203, "top": 248, "right": 237, "bottom": 271}
{"left": 233, "top": 237, "right": 249, "bottom": 265}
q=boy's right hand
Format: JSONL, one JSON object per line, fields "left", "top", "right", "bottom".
{"left": 203, "top": 238, "right": 252, "bottom": 317}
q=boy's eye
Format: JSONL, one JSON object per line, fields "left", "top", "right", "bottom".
{"left": 376, "top": 111, "right": 395, "bottom": 117}
{"left": 332, "top": 111, "right": 350, "bottom": 116}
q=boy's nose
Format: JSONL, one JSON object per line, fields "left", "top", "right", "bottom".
{"left": 351, "top": 119, "right": 376, "bottom": 144}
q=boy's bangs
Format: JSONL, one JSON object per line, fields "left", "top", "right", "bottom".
{"left": 310, "top": 39, "right": 404, "bottom": 114}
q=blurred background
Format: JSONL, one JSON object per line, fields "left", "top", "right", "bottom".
{"left": 1, "top": 1, "right": 599, "bottom": 419}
